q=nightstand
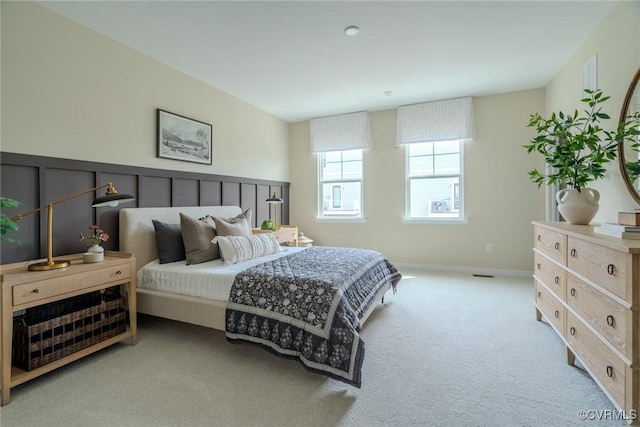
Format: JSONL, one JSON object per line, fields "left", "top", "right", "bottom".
{"left": 0, "top": 251, "right": 137, "bottom": 405}
{"left": 252, "top": 225, "right": 298, "bottom": 246}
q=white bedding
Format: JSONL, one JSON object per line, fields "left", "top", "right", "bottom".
{"left": 136, "top": 246, "right": 307, "bottom": 301}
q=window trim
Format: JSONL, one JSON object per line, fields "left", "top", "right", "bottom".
{"left": 401, "top": 218, "right": 469, "bottom": 225}
{"left": 404, "top": 140, "right": 464, "bottom": 220}
{"left": 317, "top": 150, "right": 364, "bottom": 220}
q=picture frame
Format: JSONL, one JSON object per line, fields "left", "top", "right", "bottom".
{"left": 157, "top": 109, "right": 212, "bottom": 165}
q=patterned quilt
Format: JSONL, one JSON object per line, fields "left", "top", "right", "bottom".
{"left": 225, "top": 246, "right": 401, "bottom": 387}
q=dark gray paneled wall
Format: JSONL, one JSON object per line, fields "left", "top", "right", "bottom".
{"left": 0, "top": 152, "right": 290, "bottom": 264}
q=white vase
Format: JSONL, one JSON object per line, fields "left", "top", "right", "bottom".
{"left": 556, "top": 188, "right": 600, "bottom": 225}
{"left": 83, "top": 244, "right": 104, "bottom": 263}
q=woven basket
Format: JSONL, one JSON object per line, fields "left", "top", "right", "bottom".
{"left": 13, "top": 290, "right": 126, "bottom": 371}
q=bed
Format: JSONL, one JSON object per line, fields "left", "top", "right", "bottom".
{"left": 119, "top": 206, "right": 401, "bottom": 387}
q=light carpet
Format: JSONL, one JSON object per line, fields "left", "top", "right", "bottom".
{"left": 0, "top": 269, "right": 624, "bottom": 427}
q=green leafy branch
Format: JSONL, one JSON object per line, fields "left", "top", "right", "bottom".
{"left": 0, "top": 197, "right": 21, "bottom": 245}
{"left": 523, "top": 89, "right": 638, "bottom": 192}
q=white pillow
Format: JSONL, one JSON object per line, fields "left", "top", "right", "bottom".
{"left": 213, "top": 233, "right": 280, "bottom": 265}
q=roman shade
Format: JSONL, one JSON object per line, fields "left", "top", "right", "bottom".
{"left": 310, "top": 111, "right": 372, "bottom": 153}
{"left": 396, "top": 96, "right": 476, "bottom": 145}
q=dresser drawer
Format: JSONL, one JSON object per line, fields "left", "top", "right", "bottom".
{"left": 567, "top": 237, "right": 628, "bottom": 300}
{"left": 566, "top": 274, "right": 631, "bottom": 360}
{"left": 534, "top": 252, "right": 566, "bottom": 301}
{"left": 534, "top": 226, "right": 566, "bottom": 265}
{"left": 535, "top": 280, "right": 564, "bottom": 334}
{"left": 566, "top": 311, "right": 626, "bottom": 409}
{"left": 13, "top": 264, "right": 131, "bottom": 306}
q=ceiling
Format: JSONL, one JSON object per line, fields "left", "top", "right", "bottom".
{"left": 39, "top": 1, "right": 617, "bottom": 123}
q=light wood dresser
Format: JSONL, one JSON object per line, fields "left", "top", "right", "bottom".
{"left": 533, "top": 221, "right": 640, "bottom": 421}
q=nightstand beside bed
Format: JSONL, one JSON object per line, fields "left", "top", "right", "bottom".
{"left": 0, "top": 251, "right": 137, "bottom": 405}
{"left": 252, "top": 225, "right": 298, "bottom": 246}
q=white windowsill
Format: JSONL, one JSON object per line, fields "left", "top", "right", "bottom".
{"left": 401, "top": 218, "right": 469, "bottom": 225}
{"left": 315, "top": 217, "right": 367, "bottom": 224}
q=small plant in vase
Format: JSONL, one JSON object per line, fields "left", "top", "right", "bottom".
{"left": 524, "top": 89, "right": 640, "bottom": 224}
{"left": 79, "top": 225, "right": 109, "bottom": 262}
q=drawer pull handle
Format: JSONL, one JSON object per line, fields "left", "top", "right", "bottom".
{"left": 607, "top": 315, "right": 615, "bottom": 327}
{"left": 570, "top": 327, "right": 576, "bottom": 336}
{"left": 554, "top": 276, "right": 559, "bottom": 284}
{"left": 570, "top": 248, "right": 577, "bottom": 258}
{"left": 606, "top": 366, "right": 614, "bottom": 378}
{"left": 32, "top": 288, "right": 39, "bottom": 294}
{"left": 554, "top": 310, "right": 559, "bottom": 318}
{"left": 537, "top": 291, "right": 541, "bottom": 298}
{"left": 607, "top": 264, "right": 615, "bottom": 275}
{"left": 115, "top": 270, "right": 122, "bottom": 275}
{"left": 537, "top": 235, "right": 541, "bottom": 242}
{"left": 570, "top": 288, "right": 576, "bottom": 297}
{"left": 554, "top": 242, "right": 560, "bottom": 250}
{"left": 537, "top": 263, "right": 541, "bottom": 270}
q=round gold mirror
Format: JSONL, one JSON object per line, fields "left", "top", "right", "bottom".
{"left": 619, "top": 67, "right": 640, "bottom": 204}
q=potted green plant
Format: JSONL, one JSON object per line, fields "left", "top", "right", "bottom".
{"left": 260, "top": 219, "right": 277, "bottom": 232}
{"left": 0, "top": 197, "right": 21, "bottom": 244}
{"left": 524, "top": 89, "right": 640, "bottom": 224}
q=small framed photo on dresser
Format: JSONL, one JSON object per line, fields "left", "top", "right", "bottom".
{"left": 157, "top": 109, "right": 212, "bottom": 165}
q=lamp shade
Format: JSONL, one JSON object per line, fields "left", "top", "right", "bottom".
{"left": 92, "top": 193, "right": 136, "bottom": 207}
{"left": 266, "top": 193, "right": 283, "bottom": 204}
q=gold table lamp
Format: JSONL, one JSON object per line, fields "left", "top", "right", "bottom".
{"left": 266, "top": 192, "right": 284, "bottom": 230}
{"left": 10, "top": 182, "right": 135, "bottom": 271}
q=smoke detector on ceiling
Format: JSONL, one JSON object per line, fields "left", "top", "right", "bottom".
{"left": 344, "top": 26, "right": 360, "bottom": 36}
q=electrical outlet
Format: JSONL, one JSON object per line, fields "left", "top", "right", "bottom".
{"left": 486, "top": 243, "right": 493, "bottom": 252}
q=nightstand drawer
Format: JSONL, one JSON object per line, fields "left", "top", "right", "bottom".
{"left": 252, "top": 226, "right": 298, "bottom": 245}
{"left": 275, "top": 227, "right": 297, "bottom": 244}
{"left": 13, "top": 265, "right": 131, "bottom": 306}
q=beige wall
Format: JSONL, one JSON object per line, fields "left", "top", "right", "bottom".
{"left": 290, "top": 0, "right": 640, "bottom": 273}
{"left": 290, "top": 89, "right": 546, "bottom": 272}
{"left": 546, "top": 0, "right": 640, "bottom": 222}
{"left": 1, "top": 1, "right": 289, "bottom": 182}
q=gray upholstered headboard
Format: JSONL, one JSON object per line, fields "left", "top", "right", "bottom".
{"left": 119, "top": 206, "right": 242, "bottom": 271}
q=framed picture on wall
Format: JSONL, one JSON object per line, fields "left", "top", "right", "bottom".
{"left": 157, "top": 109, "right": 212, "bottom": 165}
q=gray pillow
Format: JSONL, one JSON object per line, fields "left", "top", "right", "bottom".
{"left": 214, "top": 217, "right": 250, "bottom": 236}
{"left": 214, "top": 209, "right": 252, "bottom": 236}
{"left": 180, "top": 213, "right": 219, "bottom": 265}
{"left": 152, "top": 220, "right": 185, "bottom": 264}
{"left": 199, "top": 215, "right": 216, "bottom": 227}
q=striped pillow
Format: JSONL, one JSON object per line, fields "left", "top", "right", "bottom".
{"left": 213, "top": 233, "right": 280, "bottom": 265}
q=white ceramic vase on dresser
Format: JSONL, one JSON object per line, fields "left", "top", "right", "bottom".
{"left": 556, "top": 188, "right": 600, "bottom": 225}
{"left": 83, "top": 244, "right": 104, "bottom": 263}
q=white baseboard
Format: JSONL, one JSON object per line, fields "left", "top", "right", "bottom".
{"left": 392, "top": 262, "right": 533, "bottom": 278}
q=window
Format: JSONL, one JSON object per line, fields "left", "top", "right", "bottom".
{"left": 309, "top": 111, "right": 371, "bottom": 220}
{"left": 406, "top": 140, "right": 462, "bottom": 219}
{"left": 319, "top": 149, "right": 363, "bottom": 218}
